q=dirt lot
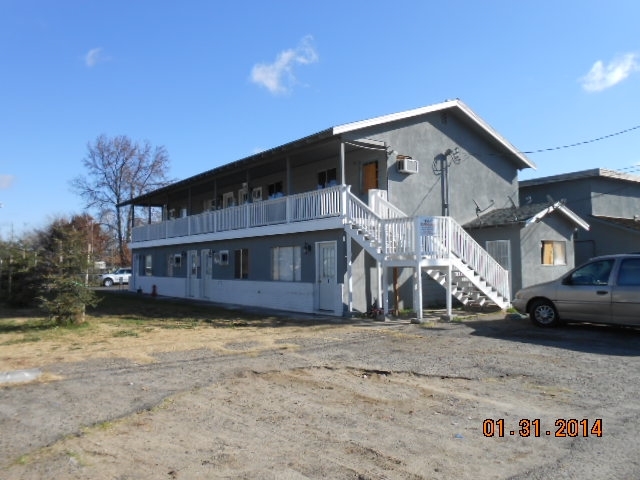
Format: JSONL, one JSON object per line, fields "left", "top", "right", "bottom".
{"left": 1, "top": 296, "right": 640, "bottom": 479}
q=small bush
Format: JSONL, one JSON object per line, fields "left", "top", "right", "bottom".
{"left": 39, "top": 277, "right": 100, "bottom": 326}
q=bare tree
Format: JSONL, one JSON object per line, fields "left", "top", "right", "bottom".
{"left": 71, "top": 135, "right": 172, "bottom": 266}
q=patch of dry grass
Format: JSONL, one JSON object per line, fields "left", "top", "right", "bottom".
{"left": 0, "top": 291, "right": 354, "bottom": 372}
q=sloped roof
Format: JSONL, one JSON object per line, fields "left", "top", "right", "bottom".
{"left": 333, "top": 99, "right": 535, "bottom": 170}
{"left": 520, "top": 168, "right": 640, "bottom": 188}
{"left": 121, "top": 99, "right": 534, "bottom": 207}
{"left": 465, "top": 201, "right": 589, "bottom": 230}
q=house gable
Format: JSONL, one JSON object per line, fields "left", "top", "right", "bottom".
{"left": 465, "top": 202, "right": 587, "bottom": 292}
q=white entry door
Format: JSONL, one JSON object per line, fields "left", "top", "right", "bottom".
{"left": 201, "top": 249, "right": 212, "bottom": 299}
{"left": 187, "top": 250, "right": 199, "bottom": 298}
{"left": 317, "top": 241, "right": 337, "bottom": 311}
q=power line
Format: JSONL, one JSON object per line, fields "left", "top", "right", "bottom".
{"left": 521, "top": 125, "right": 640, "bottom": 154}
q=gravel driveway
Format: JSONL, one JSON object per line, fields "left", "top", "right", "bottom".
{"left": 1, "top": 312, "right": 639, "bottom": 479}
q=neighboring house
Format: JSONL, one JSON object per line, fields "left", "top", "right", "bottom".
{"left": 464, "top": 201, "right": 589, "bottom": 294}
{"left": 520, "top": 168, "right": 640, "bottom": 265}
{"left": 121, "top": 99, "right": 541, "bottom": 319}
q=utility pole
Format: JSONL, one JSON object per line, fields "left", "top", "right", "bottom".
{"left": 433, "top": 148, "right": 461, "bottom": 216}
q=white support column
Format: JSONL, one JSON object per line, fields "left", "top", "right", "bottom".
{"left": 376, "top": 260, "right": 382, "bottom": 311}
{"left": 413, "top": 216, "right": 423, "bottom": 320}
{"left": 346, "top": 234, "right": 353, "bottom": 313}
{"left": 381, "top": 265, "right": 388, "bottom": 315}
{"left": 446, "top": 216, "right": 453, "bottom": 319}
{"left": 446, "top": 262, "right": 453, "bottom": 318}
{"left": 339, "top": 141, "right": 346, "bottom": 186}
{"left": 285, "top": 156, "right": 291, "bottom": 195}
{"left": 414, "top": 262, "right": 423, "bottom": 320}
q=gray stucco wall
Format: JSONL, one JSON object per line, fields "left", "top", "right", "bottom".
{"left": 467, "top": 214, "right": 578, "bottom": 294}
{"left": 347, "top": 111, "right": 521, "bottom": 225}
{"left": 521, "top": 177, "right": 640, "bottom": 219}
{"left": 467, "top": 225, "right": 522, "bottom": 294}
{"left": 519, "top": 216, "right": 577, "bottom": 290}
{"left": 575, "top": 220, "right": 640, "bottom": 263}
{"left": 520, "top": 178, "right": 593, "bottom": 217}
{"left": 521, "top": 177, "right": 640, "bottom": 264}
{"left": 134, "top": 230, "right": 345, "bottom": 284}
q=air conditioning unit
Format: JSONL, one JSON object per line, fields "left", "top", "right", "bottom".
{"left": 397, "top": 156, "right": 418, "bottom": 174}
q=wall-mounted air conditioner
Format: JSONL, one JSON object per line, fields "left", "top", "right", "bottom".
{"left": 213, "top": 250, "right": 229, "bottom": 265}
{"left": 397, "top": 155, "right": 418, "bottom": 174}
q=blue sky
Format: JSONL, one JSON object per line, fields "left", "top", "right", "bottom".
{"left": 1, "top": 0, "right": 639, "bottom": 237}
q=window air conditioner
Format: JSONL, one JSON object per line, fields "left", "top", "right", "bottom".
{"left": 397, "top": 156, "right": 418, "bottom": 174}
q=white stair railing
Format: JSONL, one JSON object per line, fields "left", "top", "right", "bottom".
{"left": 446, "top": 218, "right": 510, "bottom": 303}
{"left": 345, "top": 189, "right": 384, "bottom": 247}
{"left": 368, "top": 191, "right": 407, "bottom": 219}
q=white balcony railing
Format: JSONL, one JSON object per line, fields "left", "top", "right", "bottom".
{"left": 132, "top": 184, "right": 509, "bottom": 304}
{"left": 132, "top": 185, "right": 344, "bottom": 242}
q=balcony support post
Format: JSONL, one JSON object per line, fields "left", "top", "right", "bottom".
{"left": 413, "top": 262, "right": 423, "bottom": 320}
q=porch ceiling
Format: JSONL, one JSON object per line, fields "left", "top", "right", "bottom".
{"left": 123, "top": 134, "right": 365, "bottom": 207}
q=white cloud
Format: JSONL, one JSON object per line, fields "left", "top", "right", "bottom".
{"left": 250, "top": 35, "right": 318, "bottom": 95}
{"left": 84, "top": 47, "right": 107, "bottom": 67}
{"left": 0, "top": 174, "right": 15, "bottom": 189}
{"left": 580, "top": 53, "right": 639, "bottom": 92}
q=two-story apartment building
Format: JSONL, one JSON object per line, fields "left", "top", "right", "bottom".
{"left": 121, "top": 99, "right": 544, "bottom": 319}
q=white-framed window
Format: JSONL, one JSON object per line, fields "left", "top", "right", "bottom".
{"left": 271, "top": 246, "right": 302, "bottom": 281}
{"left": 144, "top": 254, "right": 153, "bottom": 276}
{"left": 167, "top": 253, "right": 182, "bottom": 276}
{"left": 234, "top": 249, "right": 249, "bottom": 279}
{"left": 268, "top": 181, "right": 284, "bottom": 198}
{"left": 223, "top": 192, "right": 235, "bottom": 208}
{"left": 238, "top": 188, "right": 249, "bottom": 205}
{"left": 203, "top": 199, "right": 216, "bottom": 211}
{"left": 541, "top": 241, "right": 566, "bottom": 265}
{"left": 317, "top": 168, "right": 337, "bottom": 189}
{"left": 252, "top": 186, "right": 263, "bottom": 202}
{"left": 486, "top": 240, "right": 511, "bottom": 271}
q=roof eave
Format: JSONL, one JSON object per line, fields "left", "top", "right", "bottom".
{"left": 333, "top": 99, "right": 536, "bottom": 170}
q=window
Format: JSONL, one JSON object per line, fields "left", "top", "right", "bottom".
{"left": 486, "top": 240, "right": 512, "bottom": 271}
{"left": 234, "top": 249, "right": 249, "bottom": 279}
{"left": 144, "top": 254, "right": 153, "bottom": 276}
{"left": 318, "top": 168, "right": 337, "bottom": 189}
{"left": 252, "top": 186, "right": 263, "bottom": 202}
{"left": 271, "top": 246, "right": 302, "bottom": 281}
{"left": 618, "top": 258, "right": 640, "bottom": 286}
{"left": 203, "top": 199, "right": 216, "bottom": 211}
{"left": 167, "top": 253, "right": 181, "bottom": 276}
{"left": 568, "top": 259, "right": 614, "bottom": 286}
{"left": 223, "top": 192, "right": 235, "bottom": 208}
{"left": 268, "top": 181, "right": 283, "bottom": 198}
{"left": 238, "top": 187, "right": 249, "bottom": 205}
{"left": 541, "top": 241, "right": 566, "bottom": 265}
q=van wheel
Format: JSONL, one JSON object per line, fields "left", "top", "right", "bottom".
{"left": 529, "top": 299, "right": 558, "bottom": 327}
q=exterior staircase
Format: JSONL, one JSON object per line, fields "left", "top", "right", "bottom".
{"left": 343, "top": 188, "right": 511, "bottom": 313}
{"left": 425, "top": 259, "right": 508, "bottom": 310}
